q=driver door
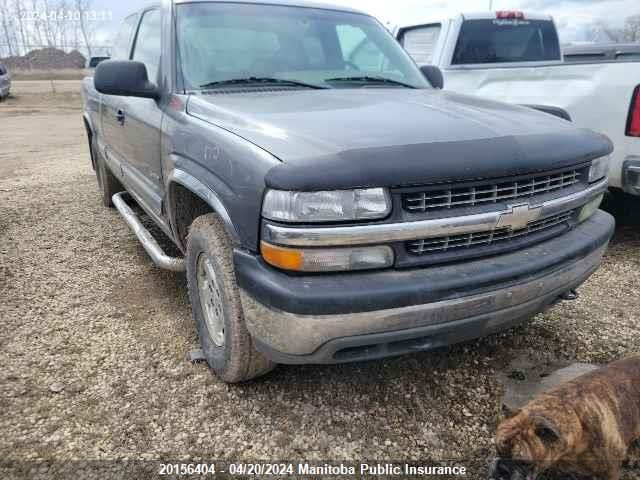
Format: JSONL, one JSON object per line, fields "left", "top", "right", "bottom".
{"left": 119, "top": 8, "right": 165, "bottom": 217}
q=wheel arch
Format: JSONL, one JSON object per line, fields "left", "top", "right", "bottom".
{"left": 166, "top": 169, "right": 241, "bottom": 252}
{"left": 82, "top": 113, "right": 96, "bottom": 170}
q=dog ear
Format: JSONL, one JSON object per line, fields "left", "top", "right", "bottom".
{"left": 501, "top": 403, "right": 520, "bottom": 419}
{"left": 532, "top": 417, "right": 561, "bottom": 446}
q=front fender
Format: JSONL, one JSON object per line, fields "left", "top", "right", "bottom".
{"left": 166, "top": 166, "right": 241, "bottom": 247}
{"left": 162, "top": 102, "right": 282, "bottom": 252}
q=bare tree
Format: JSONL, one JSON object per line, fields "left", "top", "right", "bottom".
{"left": 40, "top": 0, "right": 55, "bottom": 46}
{"left": 71, "top": 9, "right": 78, "bottom": 50}
{"left": 30, "top": 0, "right": 44, "bottom": 47}
{"left": 13, "top": 0, "right": 30, "bottom": 55}
{"left": 591, "top": 15, "right": 640, "bottom": 43}
{"left": 56, "top": 0, "right": 68, "bottom": 49}
{"left": 623, "top": 14, "right": 640, "bottom": 42}
{"left": 0, "top": 0, "right": 15, "bottom": 56}
{"left": 589, "top": 21, "right": 622, "bottom": 42}
{"left": 74, "top": 0, "right": 92, "bottom": 57}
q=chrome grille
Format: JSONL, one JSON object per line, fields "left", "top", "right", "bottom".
{"left": 403, "top": 170, "right": 581, "bottom": 213}
{"left": 406, "top": 210, "right": 574, "bottom": 255}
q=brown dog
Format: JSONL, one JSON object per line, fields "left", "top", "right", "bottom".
{"left": 490, "top": 355, "right": 640, "bottom": 480}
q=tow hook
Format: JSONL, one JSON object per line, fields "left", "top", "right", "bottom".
{"left": 560, "top": 289, "right": 579, "bottom": 301}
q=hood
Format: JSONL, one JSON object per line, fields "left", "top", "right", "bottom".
{"left": 187, "top": 88, "right": 612, "bottom": 190}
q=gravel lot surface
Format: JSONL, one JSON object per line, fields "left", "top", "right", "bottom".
{"left": 1, "top": 82, "right": 639, "bottom": 479}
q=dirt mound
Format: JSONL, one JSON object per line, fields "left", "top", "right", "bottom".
{"left": 0, "top": 48, "right": 86, "bottom": 70}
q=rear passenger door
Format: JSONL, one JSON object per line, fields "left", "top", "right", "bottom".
{"left": 120, "top": 8, "right": 165, "bottom": 217}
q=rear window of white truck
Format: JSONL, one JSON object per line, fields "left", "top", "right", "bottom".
{"left": 452, "top": 18, "right": 561, "bottom": 65}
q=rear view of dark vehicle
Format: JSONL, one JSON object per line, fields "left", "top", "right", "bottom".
{"left": 0, "top": 63, "right": 10, "bottom": 100}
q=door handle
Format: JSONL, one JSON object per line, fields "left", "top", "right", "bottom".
{"left": 116, "top": 109, "right": 125, "bottom": 125}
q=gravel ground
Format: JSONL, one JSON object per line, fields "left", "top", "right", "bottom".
{"left": 1, "top": 82, "right": 639, "bottom": 479}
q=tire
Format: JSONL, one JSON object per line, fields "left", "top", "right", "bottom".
{"left": 186, "top": 213, "right": 276, "bottom": 382}
{"left": 93, "top": 142, "right": 123, "bottom": 208}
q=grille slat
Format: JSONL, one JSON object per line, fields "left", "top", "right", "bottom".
{"left": 404, "top": 170, "right": 580, "bottom": 212}
{"left": 407, "top": 211, "right": 574, "bottom": 255}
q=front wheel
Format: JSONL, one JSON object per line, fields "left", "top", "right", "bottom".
{"left": 186, "top": 213, "right": 275, "bottom": 382}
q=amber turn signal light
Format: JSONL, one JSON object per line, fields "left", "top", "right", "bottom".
{"left": 260, "top": 241, "right": 304, "bottom": 271}
{"left": 260, "top": 241, "right": 394, "bottom": 272}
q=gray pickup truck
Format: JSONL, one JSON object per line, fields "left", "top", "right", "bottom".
{"left": 82, "top": 0, "right": 614, "bottom": 382}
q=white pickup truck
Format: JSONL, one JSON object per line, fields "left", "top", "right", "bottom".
{"left": 393, "top": 11, "right": 640, "bottom": 197}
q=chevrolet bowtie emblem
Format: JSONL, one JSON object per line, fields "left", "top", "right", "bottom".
{"left": 496, "top": 203, "right": 543, "bottom": 231}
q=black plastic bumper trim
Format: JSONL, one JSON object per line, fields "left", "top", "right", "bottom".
{"left": 234, "top": 210, "right": 614, "bottom": 316}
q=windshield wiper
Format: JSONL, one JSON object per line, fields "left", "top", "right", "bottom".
{"left": 200, "top": 77, "right": 327, "bottom": 90}
{"left": 324, "top": 76, "right": 416, "bottom": 89}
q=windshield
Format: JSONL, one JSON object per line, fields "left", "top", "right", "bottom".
{"left": 176, "top": 2, "right": 430, "bottom": 90}
{"left": 452, "top": 19, "right": 561, "bottom": 65}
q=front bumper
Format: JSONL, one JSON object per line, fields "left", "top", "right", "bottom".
{"left": 236, "top": 210, "right": 614, "bottom": 364}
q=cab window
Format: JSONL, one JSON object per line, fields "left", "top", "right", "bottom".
{"left": 112, "top": 14, "right": 139, "bottom": 60}
{"left": 132, "top": 9, "right": 162, "bottom": 81}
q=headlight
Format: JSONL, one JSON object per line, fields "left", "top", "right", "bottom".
{"left": 262, "top": 188, "right": 391, "bottom": 223}
{"left": 260, "top": 241, "right": 394, "bottom": 272}
{"left": 578, "top": 194, "right": 604, "bottom": 223}
{"left": 588, "top": 156, "right": 609, "bottom": 183}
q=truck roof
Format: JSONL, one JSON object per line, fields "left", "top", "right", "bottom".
{"left": 171, "top": 0, "right": 365, "bottom": 15}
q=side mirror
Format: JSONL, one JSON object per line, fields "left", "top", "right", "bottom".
{"left": 94, "top": 60, "right": 159, "bottom": 99}
{"left": 88, "top": 56, "right": 110, "bottom": 68}
{"left": 420, "top": 65, "right": 444, "bottom": 90}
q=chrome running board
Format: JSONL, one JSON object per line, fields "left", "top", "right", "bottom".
{"left": 112, "top": 192, "right": 185, "bottom": 272}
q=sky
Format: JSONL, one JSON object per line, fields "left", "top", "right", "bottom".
{"left": 92, "top": 0, "right": 639, "bottom": 46}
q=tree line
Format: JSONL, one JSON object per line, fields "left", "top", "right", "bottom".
{"left": 597, "top": 14, "right": 640, "bottom": 43}
{"left": 0, "top": 0, "right": 105, "bottom": 58}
